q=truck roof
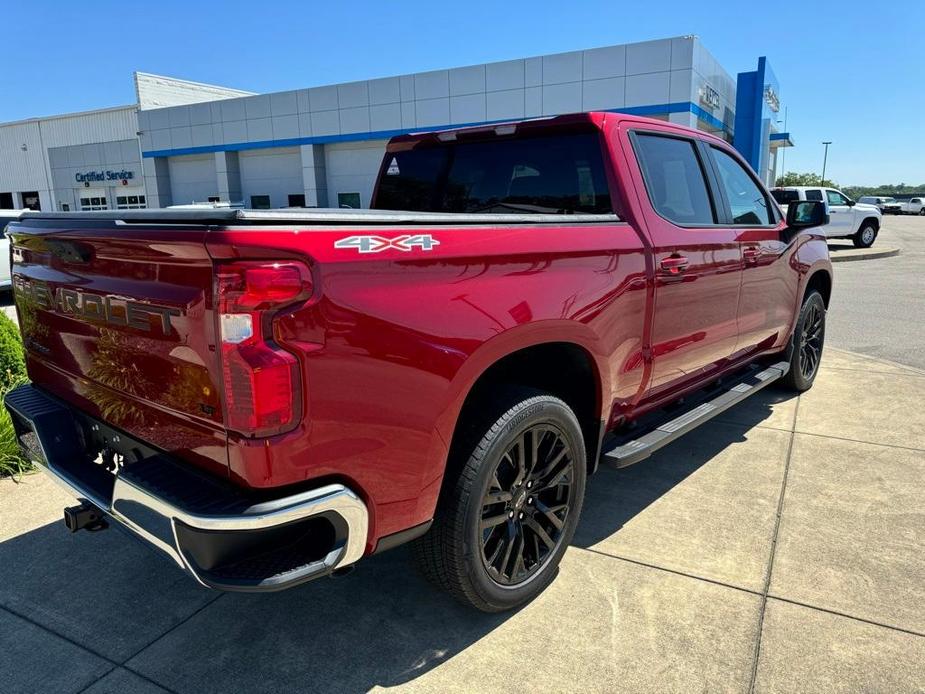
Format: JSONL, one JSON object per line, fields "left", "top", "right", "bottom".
{"left": 388, "top": 111, "right": 731, "bottom": 149}
{"left": 774, "top": 186, "right": 839, "bottom": 191}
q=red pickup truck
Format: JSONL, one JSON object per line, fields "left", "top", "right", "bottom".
{"left": 5, "top": 113, "right": 831, "bottom": 611}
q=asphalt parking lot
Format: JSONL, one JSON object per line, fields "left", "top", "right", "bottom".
{"left": 1, "top": 216, "right": 923, "bottom": 693}
{"left": 826, "top": 214, "right": 925, "bottom": 369}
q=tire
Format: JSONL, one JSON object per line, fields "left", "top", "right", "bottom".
{"left": 780, "top": 290, "right": 826, "bottom": 392}
{"left": 918, "top": 208, "right": 925, "bottom": 216}
{"left": 853, "top": 223, "right": 877, "bottom": 248}
{"left": 413, "top": 387, "right": 587, "bottom": 612}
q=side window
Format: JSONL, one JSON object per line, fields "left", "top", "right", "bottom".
{"left": 633, "top": 133, "right": 715, "bottom": 225}
{"left": 710, "top": 147, "right": 772, "bottom": 224}
{"left": 805, "top": 189, "right": 823, "bottom": 201}
{"left": 826, "top": 190, "right": 849, "bottom": 206}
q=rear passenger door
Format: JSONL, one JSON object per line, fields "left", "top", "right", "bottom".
{"left": 705, "top": 144, "right": 795, "bottom": 357}
{"left": 628, "top": 129, "right": 743, "bottom": 397}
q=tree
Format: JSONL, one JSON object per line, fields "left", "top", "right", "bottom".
{"left": 775, "top": 172, "right": 838, "bottom": 188}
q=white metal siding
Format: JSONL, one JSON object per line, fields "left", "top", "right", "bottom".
{"left": 238, "top": 147, "right": 302, "bottom": 208}
{"left": 325, "top": 140, "right": 388, "bottom": 209}
{"left": 168, "top": 153, "right": 217, "bottom": 204}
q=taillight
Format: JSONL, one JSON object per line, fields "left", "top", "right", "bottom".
{"left": 215, "top": 261, "right": 313, "bottom": 438}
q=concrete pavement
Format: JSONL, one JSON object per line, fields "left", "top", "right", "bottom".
{"left": 1, "top": 347, "right": 923, "bottom": 693}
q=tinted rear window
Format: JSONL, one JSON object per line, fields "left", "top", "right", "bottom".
{"left": 374, "top": 132, "right": 612, "bottom": 214}
{"left": 771, "top": 189, "right": 799, "bottom": 204}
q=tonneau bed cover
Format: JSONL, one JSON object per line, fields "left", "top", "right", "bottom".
{"left": 18, "top": 208, "right": 620, "bottom": 226}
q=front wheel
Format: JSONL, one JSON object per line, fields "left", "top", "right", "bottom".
{"left": 918, "top": 208, "right": 925, "bottom": 216}
{"left": 853, "top": 223, "right": 877, "bottom": 248}
{"left": 413, "top": 388, "right": 587, "bottom": 612}
{"left": 781, "top": 290, "right": 826, "bottom": 392}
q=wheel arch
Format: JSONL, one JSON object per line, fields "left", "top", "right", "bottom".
{"left": 804, "top": 267, "right": 833, "bottom": 308}
{"left": 439, "top": 335, "right": 607, "bottom": 506}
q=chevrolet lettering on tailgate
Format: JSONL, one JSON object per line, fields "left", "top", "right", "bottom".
{"left": 13, "top": 276, "right": 180, "bottom": 335}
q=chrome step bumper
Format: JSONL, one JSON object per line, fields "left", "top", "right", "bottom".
{"left": 4, "top": 384, "right": 369, "bottom": 592}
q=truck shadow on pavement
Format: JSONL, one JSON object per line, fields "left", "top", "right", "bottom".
{"left": 0, "top": 387, "right": 794, "bottom": 693}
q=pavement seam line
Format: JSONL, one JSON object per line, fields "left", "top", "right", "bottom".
{"left": 819, "top": 365, "right": 925, "bottom": 379}
{"left": 117, "top": 593, "right": 225, "bottom": 678}
{"left": 0, "top": 602, "right": 168, "bottom": 694}
{"left": 0, "top": 592, "right": 216, "bottom": 694}
{"left": 766, "top": 595, "right": 925, "bottom": 640}
{"left": 573, "top": 545, "right": 763, "bottom": 597}
{"left": 0, "top": 602, "right": 121, "bottom": 666}
{"left": 792, "top": 429, "right": 925, "bottom": 454}
{"left": 747, "top": 394, "right": 800, "bottom": 694}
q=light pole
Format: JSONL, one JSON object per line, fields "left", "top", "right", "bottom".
{"left": 821, "top": 141, "right": 832, "bottom": 186}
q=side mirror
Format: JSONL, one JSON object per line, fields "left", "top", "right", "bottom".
{"left": 786, "top": 200, "right": 829, "bottom": 230}
{"left": 846, "top": 199, "right": 856, "bottom": 207}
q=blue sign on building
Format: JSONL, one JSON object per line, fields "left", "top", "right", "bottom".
{"left": 734, "top": 57, "right": 793, "bottom": 184}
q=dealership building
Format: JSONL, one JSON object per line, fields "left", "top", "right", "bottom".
{"left": 0, "top": 35, "right": 791, "bottom": 213}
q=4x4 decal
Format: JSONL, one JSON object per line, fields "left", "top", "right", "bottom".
{"left": 334, "top": 234, "right": 440, "bottom": 254}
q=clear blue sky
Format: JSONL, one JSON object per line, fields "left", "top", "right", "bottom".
{"left": 3, "top": 0, "right": 922, "bottom": 185}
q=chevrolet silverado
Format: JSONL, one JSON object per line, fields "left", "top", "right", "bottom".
{"left": 5, "top": 113, "right": 832, "bottom": 611}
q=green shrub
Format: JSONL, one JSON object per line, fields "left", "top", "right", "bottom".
{"left": 0, "top": 313, "right": 29, "bottom": 477}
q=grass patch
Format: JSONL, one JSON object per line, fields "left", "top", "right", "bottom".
{"left": 0, "top": 377, "right": 30, "bottom": 478}
{"left": 0, "top": 311, "right": 29, "bottom": 479}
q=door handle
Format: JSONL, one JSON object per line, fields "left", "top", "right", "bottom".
{"left": 659, "top": 255, "right": 689, "bottom": 275}
{"left": 743, "top": 246, "right": 761, "bottom": 264}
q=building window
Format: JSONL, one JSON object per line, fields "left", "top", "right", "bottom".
{"left": 116, "top": 192, "right": 147, "bottom": 209}
{"left": 337, "top": 192, "right": 361, "bottom": 209}
{"left": 287, "top": 194, "right": 306, "bottom": 208}
{"left": 20, "top": 192, "right": 41, "bottom": 211}
{"left": 250, "top": 195, "right": 271, "bottom": 209}
{"left": 80, "top": 191, "right": 109, "bottom": 211}
{"left": 60, "top": 203, "right": 70, "bottom": 212}
{"left": 0, "top": 193, "right": 13, "bottom": 209}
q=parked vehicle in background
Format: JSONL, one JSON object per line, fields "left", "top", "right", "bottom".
{"left": 883, "top": 197, "right": 925, "bottom": 215}
{"left": 0, "top": 210, "right": 25, "bottom": 289}
{"left": 858, "top": 196, "right": 895, "bottom": 212}
{"left": 4, "top": 113, "right": 833, "bottom": 612}
{"left": 771, "top": 186, "right": 881, "bottom": 247}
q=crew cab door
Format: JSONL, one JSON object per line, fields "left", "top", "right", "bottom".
{"left": 625, "top": 127, "right": 743, "bottom": 397}
{"left": 825, "top": 189, "right": 855, "bottom": 235}
{"left": 704, "top": 143, "right": 796, "bottom": 356}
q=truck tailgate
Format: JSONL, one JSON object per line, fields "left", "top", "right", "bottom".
{"left": 9, "top": 220, "right": 228, "bottom": 477}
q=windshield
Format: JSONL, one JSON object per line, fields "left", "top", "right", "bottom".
{"left": 374, "top": 132, "right": 613, "bottom": 215}
{"left": 771, "top": 189, "right": 799, "bottom": 204}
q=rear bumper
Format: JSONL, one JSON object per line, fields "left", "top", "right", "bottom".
{"left": 4, "top": 384, "right": 369, "bottom": 592}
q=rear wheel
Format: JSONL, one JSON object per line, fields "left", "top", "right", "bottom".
{"left": 413, "top": 388, "right": 586, "bottom": 612}
{"left": 853, "top": 223, "right": 877, "bottom": 248}
{"left": 918, "top": 208, "right": 925, "bottom": 216}
{"left": 781, "top": 290, "right": 826, "bottom": 392}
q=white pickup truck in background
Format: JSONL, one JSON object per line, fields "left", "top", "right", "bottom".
{"left": 883, "top": 197, "right": 925, "bottom": 215}
{"left": 771, "top": 186, "right": 882, "bottom": 248}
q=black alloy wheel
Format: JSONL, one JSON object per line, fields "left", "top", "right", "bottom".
{"left": 479, "top": 424, "right": 575, "bottom": 586}
{"left": 799, "top": 299, "right": 824, "bottom": 382}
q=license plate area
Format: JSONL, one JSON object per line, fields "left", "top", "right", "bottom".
{"left": 7, "top": 391, "right": 161, "bottom": 506}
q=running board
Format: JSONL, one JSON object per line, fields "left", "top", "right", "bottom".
{"left": 601, "top": 361, "right": 790, "bottom": 468}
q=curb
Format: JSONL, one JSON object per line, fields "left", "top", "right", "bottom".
{"left": 829, "top": 247, "right": 900, "bottom": 263}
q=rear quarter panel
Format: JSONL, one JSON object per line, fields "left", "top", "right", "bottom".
{"left": 207, "top": 222, "right": 649, "bottom": 545}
